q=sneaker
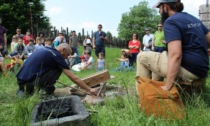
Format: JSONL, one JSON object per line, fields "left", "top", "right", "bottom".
{"left": 17, "top": 90, "right": 24, "bottom": 98}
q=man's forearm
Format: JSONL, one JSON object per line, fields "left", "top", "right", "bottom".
{"left": 166, "top": 57, "right": 181, "bottom": 89}
{"left": 63, "top": 69, "right": 91, "bottom": 91}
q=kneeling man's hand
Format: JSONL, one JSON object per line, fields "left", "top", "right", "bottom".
{"left": 89, "top": 88, "right": 98, "bottom": 96}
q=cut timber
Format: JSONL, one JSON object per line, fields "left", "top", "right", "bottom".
{"left": 81, "top": 70, "right": 110, "bottom": 87}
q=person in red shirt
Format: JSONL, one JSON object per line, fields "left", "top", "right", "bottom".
{"left": 128, "top": 33, "right": 141, "bottom": 66}
{"left": 23, "top": 31, "right": 34, "bottom": 45}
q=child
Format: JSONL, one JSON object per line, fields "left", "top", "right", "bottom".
{"left": 10, "top": 35, "right": 18, "bottom": 52}
{"left": 14, "top": 38, "right": 26, "bottom": 60}
{"left": 68, "top": 47, "right": 77, "bottom": 68}
{"left": 82, "top": 50, "right": 94, "bottom": 70}
{"left": 114, "top": 51, "right": 129, "bottom": 71}
{"left": 96, "top": 52, "right": 106, "bottom": 71}
{"left": 78, "top": 55, "right": 87, "bottom": 70}
{"left": 25, "top": 39, "right": 35, "bottom": 57}
{"left": 34, "top": 37, "right": 44, "bottom": 52}
{"left": 44, "top": 38, "right": 53, "bottom": 48}
{"left": 71, "top": 55, "right": 87, "bottom": 72}
{"left": 6, "top": 52, "right": 23, "bottom": 73}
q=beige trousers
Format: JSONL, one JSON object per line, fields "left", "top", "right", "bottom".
{"left": 136, "top": 51, "right": 201, "bottom": 84}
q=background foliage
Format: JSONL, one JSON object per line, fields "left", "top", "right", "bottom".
{"left": 0, "top": 0, "right": 51, "bottom": 40}
{"left": 118, "top": 1, "right": 160, "bottom": 41}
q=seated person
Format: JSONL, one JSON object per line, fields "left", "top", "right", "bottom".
{"left": 78, "top": 55, "right": 87, "bottom": 70}
{"left": 6, "top": 52, "right": 23, "bottom": 73}
{"left": 82, "top": 50, "right": 94, "bottom": 70}
{"left": 0, "top": 53, "right": 6, "bottom": 75}
{"left": 96, "top": 52, "right": 106, "bottom": 71}
{"left": 25, "top": 39, "right": 35, "bottom": 57}
{"left": 34, "top": 37, "right": 44, "bottom": 52}
{"left": 114, "top": 51, "right": 129, "bottom": 71}
{"left": 11, "top": 35, "right": 18, "bottom": 52}
{"left": 68, "top": 47, "right": 77, "bottom": 68}
{"left": 0, "top": 43, "right": 9, "bottom": 58}
{"left": 121, "top": 49, "right": 132, "bottom": 67}
{"left": 14, "top": 38, "right": 27, "bottom": 60}
{"left": 44, "top": 38, "right": 53, "bottom": 48}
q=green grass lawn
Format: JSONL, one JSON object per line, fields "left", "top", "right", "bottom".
{"left": 0, "top": 47, "right": 210, "bottom": 126}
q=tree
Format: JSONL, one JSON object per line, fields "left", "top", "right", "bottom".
{"left": 118, "top": 1, "right": 160, "bottom": 41}
{"left": 0, "top": 0, "right": 51, "bottom": 41}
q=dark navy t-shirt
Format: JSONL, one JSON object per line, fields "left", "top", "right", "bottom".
{"left": 94, "top": 31, "right": 107, "bottom": 46}
{"left": 164, "top": 12, "right": 209, "bottom": 78}
{"left": 16, "top": 47, "right": 69, "bottom": 81}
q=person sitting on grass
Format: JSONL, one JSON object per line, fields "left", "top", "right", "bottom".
{"left": 14, "top": 38, "right": 26, "bottom": 60}
{"left": 0, "top": 53, "right": 6, "bottom": 76}
{"left": 6, "top": 52, "right": 23, "bottom": 73}
{"left": 25, "top": 39, "right": 35, "bottom": 57}
{"left": 44, "top": 38, "right": 53, "bottom": 48}
{"left": 96, "top": 52, "right": 106, "bottom": 71}
{"left": 16, "top": 43, "right": 97, "bottom": 97}
{"left": 0, "top": 43, "right": 8, "bottom": 58}
{"left": 113, "top": 51, "right": 130, "bottom": 71}
{"left": 34, "top": 37, "right": 44, "bottom": 52}
{"left": 78, "top": 55, "right": 87, "bottom": 70}
{"left": 81, "top": 50, "right": 94, "bottom": 70}
{"left": 68, "top": 47, "right": 77, "bottom": 68}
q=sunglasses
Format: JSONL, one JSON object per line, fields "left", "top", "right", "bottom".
{"left": 158, "top": 26, "right": 162, "bottom": 27}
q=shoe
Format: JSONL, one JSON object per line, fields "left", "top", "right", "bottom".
{"left": 17, "top": 90, "right": 24, "bottom": 98}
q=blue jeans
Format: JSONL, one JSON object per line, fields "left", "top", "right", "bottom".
{"left": 130, "top": 53, "right": 138, "bottom": 66}
{"left": 72, "top": 47, "right": 80, "bottom": 63}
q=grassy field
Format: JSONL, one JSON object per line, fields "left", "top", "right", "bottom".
{"left": 0, "top": 47, "right": 210, "bottom": 126}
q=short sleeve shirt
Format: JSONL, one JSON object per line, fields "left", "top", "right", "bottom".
{"left": 143, "top": 34, "right": 153, "bottom": 51}
{"left": 164, "top": 12, "right": 209, "bottom": 78}
{"left": 0, "top": 25, "right": 6, "bottom": 45}
{"left": 87, "top": 56, "right": 94, "bottom": 69}
{"left": 69, "top": 36, "right": 78, "bottom": 48}
{"left": 128, "top": 40, "right": 141, "bottom": 53}
{"left": 94, "top": 31, "right": 106, "bottom": 46}
{"left": 154, "top": 30, "right": 165, "bottom": 47}
{"left": 16, "top": 47, "right": 69, "bottom": 81}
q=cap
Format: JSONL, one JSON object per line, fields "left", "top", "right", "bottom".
{"left": 80, "top": 55, "right": 85, "bottom": 59}
{"left": 145, "top": 28, "right": 150, "bottom": 31}
{"left": 10, "top": 52, "right": 18, "bottom": 57}
{"left": 86, "top": 39, "right": 91, "bottom": 44}
{"left": 84, "top": 49, "right": 91, "bottom": 54}
{"left": 153, "top": 0, "right": 178, "bottom": 8}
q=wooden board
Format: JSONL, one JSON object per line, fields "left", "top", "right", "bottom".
{"left": 81, "top": 70, "right": 110, "bottom": 87}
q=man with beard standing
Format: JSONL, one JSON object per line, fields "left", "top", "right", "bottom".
{"left": 136, "top": 0, "right": 210, "bottom": 92}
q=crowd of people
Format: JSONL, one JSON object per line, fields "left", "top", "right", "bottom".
{"left": 0, "top": 0, "right": 210, "bottom": 98}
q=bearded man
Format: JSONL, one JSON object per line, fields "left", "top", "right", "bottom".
{"left": 136, "top": 0, "right": 210, "bottom": 92}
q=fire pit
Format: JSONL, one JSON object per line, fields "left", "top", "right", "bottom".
{"left": 31, "top": 96, "right": 89, "bottom": 126}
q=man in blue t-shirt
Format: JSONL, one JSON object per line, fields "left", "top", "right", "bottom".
{"left": 136, "top": 0, "right": 210, "bottom": 92}
{"left": 16, "top": 43, "right": 97, "bottom": 97}
{"left": 92, "top": 24, "right": 109, "bottom": 58}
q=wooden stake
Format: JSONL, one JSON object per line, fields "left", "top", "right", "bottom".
{"left": 56, "top": 81, "right": 93, "bottom": 96}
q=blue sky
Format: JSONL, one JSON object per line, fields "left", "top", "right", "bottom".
{"left": 44, "top": 0, "right": 206, "bottom": 37}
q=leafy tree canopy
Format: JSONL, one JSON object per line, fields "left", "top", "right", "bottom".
{"left": 0, "top": 0, "right": 51, "bottom": 40}
{"left": 118, "top": 1, "right": 160, "bottom": 41}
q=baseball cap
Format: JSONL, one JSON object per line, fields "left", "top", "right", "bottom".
{"left": 80, "top": 55, "right": 85, "bottom": 59}
{"left": 153, "top": 0, "right": 177, "bottom": 8}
